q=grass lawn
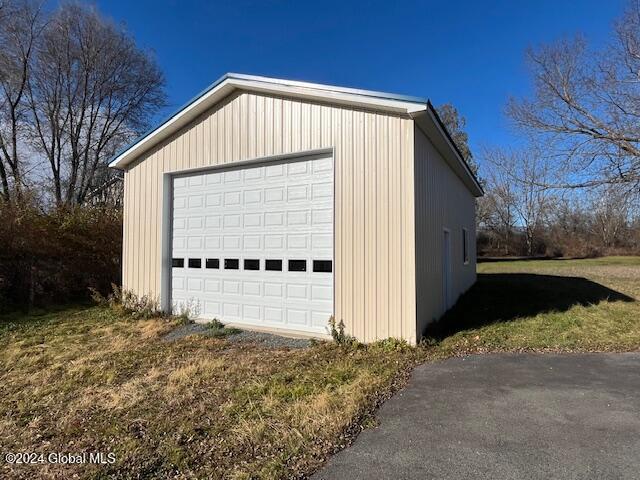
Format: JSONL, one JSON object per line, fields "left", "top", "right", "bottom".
{"left": 1, "top": 256, "right": 639, "bottom": 479}
{"left": 430, "top": 256, "right": 640, "bottom": 355}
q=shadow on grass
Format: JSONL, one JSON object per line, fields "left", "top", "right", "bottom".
{"left": 424, "top": 273, "right": 635, "bottom": 341}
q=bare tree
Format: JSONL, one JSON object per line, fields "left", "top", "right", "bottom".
{"left": 589, "top": 185, "right": 635, "bottom": 248}
{"left": 507, "top": 1, "right": 640, "bottom": 191}
{"left": 483, "top": 147, "right": 556, "bottom": 256}
{"left": 436, "top": 103, "right": 481, "bottom": 179}
{"left": 26, "top": 3, "right": 165, "bottom": 207}
{"left": 0, "top": 0, "right": 42, "bottom": 202}
{"left": 479, "top": 163, "right": 517, "bottom": 255}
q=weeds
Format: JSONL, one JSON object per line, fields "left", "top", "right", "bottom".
{"left": 328, "top": 316, "right": 359, "bottom": 347}
{"left": 205, "top": 318, "right": 242, "bottom": 337}
{"left": 172, "top": 298, "right": 201, "bottom": 323}
{"left": 0, "top": 306, "right": 423, "bottom": 479}
{"left": 90, "top": 283, "right": 165, "bottom": 320}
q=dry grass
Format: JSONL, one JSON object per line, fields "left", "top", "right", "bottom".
{"left": 1, "top": 257, "right": 639, "bottom": 479}
{"left": 0, "top": 309, "right": 422, "bottom": 479}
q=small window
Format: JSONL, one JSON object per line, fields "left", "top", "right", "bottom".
{"left": 225, "top": 258, "right": 239, "bottom": 270}
{"left": 206, "top": 258, "right": 219, "bottom": 269}
{"left": 265, "top": 259, "right": 282, "bottom": 271}
{"left": 244, "top": 259, "right": 260, "bottom": 270}
{"left": 188, "top": 258, "right": 201, "bottom": 268}
{"left": 288, "top": 259, "right": 306, "bottom": 272}
{"left": 172, "top": 258, "right": 184, "bottom": 268}
{"left": 313, "top": 260, "right": 332, "bottom": 273}
{"left": 462, "top": 228, "right": 469, "bottom": 264}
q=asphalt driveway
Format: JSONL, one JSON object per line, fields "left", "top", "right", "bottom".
{"left": 313, "top": 353, "right": 640, "bottom": 480}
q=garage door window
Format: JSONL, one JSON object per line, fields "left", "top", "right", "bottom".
{"left": 244, "top": 259, "right": 260, "bottom": 270}
{"left": 265, "top": 259, "right": 282, "bottom": 271}
{"left": 172, "top": 258, "right": 184, "bottom": 268}
{"left": 206, "top": 258, "right": 219, "bottom": 269}
{"left": 313, "top": 260, "right": 332, "bottom": 272}
{"left": 188, "top": 258, "right": 201, "bottom": 268}
{"left": 288, "top": 259, "right": 306, "bottom": 272}
{"left": 225, "top": 259, "right": 239, "bottom": 270}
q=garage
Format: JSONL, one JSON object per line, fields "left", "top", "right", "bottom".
{"left": 112, "top": 73, "right": 483, "bottom": 343}
{"left": 170, "top": 153, "right": 334, "bottom": 335}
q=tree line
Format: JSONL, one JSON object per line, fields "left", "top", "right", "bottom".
{"left": 0, "top": 1, "right": 164, "bottom": 309}
{"left": 442, "top": 0, "right": 640, "bottom": 258}
{"left": 0, "top": 0, "right": 165, "bottom": 207}
{"left": 2, "top": 0, "right": 640, "bottom": 310}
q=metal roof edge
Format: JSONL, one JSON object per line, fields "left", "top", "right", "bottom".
{"left": 412, "top": 104, "right": 484, "bottom": 197}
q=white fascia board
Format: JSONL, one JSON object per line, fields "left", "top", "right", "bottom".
{"left": 230, "top": 79, "right": 428, "bottom": 114}
{"left": 109, "top": 76, "right": 427, "bottom": 169}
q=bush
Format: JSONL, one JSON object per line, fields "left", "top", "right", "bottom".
{"left": 0, "top": 201, "right": 122, "bottom": 311}
{"left": 90, "top": 284, "right": 163, "bottom": 320}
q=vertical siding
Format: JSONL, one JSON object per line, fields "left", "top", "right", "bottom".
{"left": 414, "top": 125, "right": 477, "bottom": 338}
{"left": 122, "top": 91, "right": 416, "bottom": 343}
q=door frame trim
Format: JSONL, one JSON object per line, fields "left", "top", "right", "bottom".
{"left": 442, "top": 227, "right": 452, "bottom": 311}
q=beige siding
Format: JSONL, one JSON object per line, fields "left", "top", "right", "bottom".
{"left": 414, "top": 125, "right": 477, "bottom": 338}
{"left": 123, "top": 91, "right": 416, "bottom": 343}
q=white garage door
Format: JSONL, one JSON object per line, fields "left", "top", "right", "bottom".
{"left": 170, "top": 155, "right": 334, "bottom": 335}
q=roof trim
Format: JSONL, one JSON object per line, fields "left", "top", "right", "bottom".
{"left": 427, "top": 101, "right": 484, "bottom": 195}
{"left": 412, "top": 104, "right": 484, "bottom": 197}
{"left": 109, "top": 73, "right": 428, "bottom": 169}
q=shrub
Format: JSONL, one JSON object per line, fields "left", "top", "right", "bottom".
{"left": 205, "top": 318, "right": 242, "bottom": 337}
{"left": 371, "top": 337, "right": 411, "bottom": 352}
{"left": 0, "top": 201, "right": 122, "bottom": 311}
{"left": 90, "top": 283, "right": 164, "bottom": 320}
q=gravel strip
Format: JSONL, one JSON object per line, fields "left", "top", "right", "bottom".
{"left": 225, "top": 330, "right": 311, "bottom": 349}
{"left": 163, "top": 322, "right": 312, "bottom": 348}
{"left": 162, "top": 323, "right": 210, "bottom": 342}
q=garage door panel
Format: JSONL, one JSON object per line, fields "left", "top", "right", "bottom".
{"left": 224, "top": 170, "right": 242, "bottom": 183}
{"left": 287, "top": 210, "right": 309, "bottom": 226}
{"left": 243, "top": 304, "right": 261, "bottom": 320}
{"left": 242, "top": 235, "right": 261, "bottom": 249}
{"left": 287, "top": 234, "right": 308, "bottom": 249}
{"left": 244, "top": 189, "right": 262, "bottom": 204}
{"left": 205, "top": 173, "right": 221, "bottom": 185}
{"left": 204, "top": 301, "right": 221, "bottom": 316}
{"left": 223, "top": 302, "right": 241, "bottom": 318}
{"left": 287, "top": 184, "right": 309, "bottom": 201}
{"left": 204, "top": 279, "right": 220, "bottom": 293}
{"left": 187, "top": 217, "right": 203, "bottom": 229}
{"left": 223, "top": 235, "right": 241, "bottom": 249}
{"left": 187, "top": 237, "right": 203, "bottom": 249}
{"left": 265, "top": 164, "right": 285, "bottom": 177}
{"left": 171, "top": 155, "right": 333, "bottom": 334}
{"left": 244, "top": 166, "right": 264, "bottom": 181}
{"left": 265, "top": 307, "right": 283, "bottom": 323}
{"left": 313, "top": 157, "right": 333, "bottom": 173}
{"left": 265, "top": 187, "right": 285, "bottom": 203}
{"left": 265, "top": 211, "right": 285, "bottom": 226}
{"left": 205, "top": 236, "right": 221, "bottom": 249}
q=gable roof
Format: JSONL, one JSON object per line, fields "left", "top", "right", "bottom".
{"left": 109, "top": 73, "right": 483, "bottom": 196}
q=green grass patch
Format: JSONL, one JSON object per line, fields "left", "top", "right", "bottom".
{"left": 427, "top": 256, "right": 640, "bottom": 355}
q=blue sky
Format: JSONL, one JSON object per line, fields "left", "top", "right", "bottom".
{"left": 96, "top": 0, "right": 625, "bottom": 169}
